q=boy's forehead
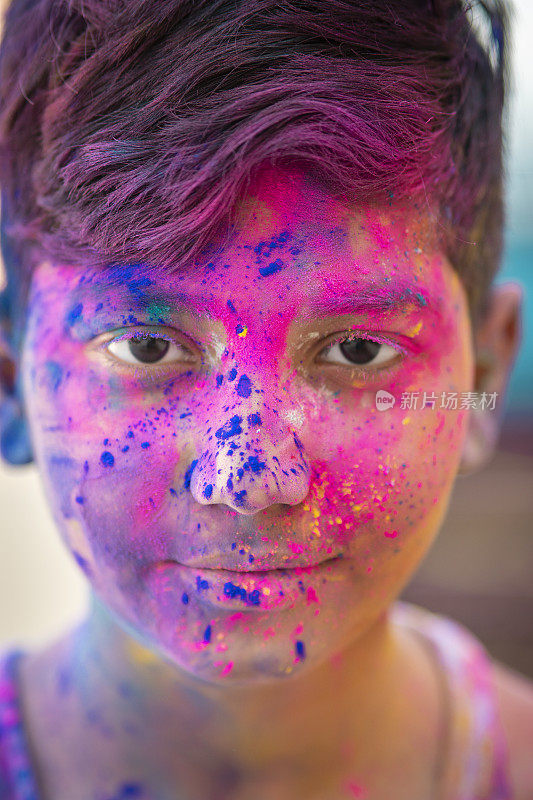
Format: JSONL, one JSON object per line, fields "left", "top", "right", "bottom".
{"left": 33, "top": 164, "right": 447, "bottom": 312}
{"left": 232, "top": 163, "right": 438, "bottom": 252}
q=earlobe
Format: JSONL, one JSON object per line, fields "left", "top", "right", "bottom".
{"left": 458, "top": 282, "right": 523, "bottom": 476}
{"left": 0, "top": 315, "right": 33, "bottom": 466}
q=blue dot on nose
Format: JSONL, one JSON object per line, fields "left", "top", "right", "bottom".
{"left": 236, "top": 374, "right": 252, "bottom": 398}
{"left": 100, "top": 451, "right": 115, "bottom": 467}
{"left": 203, "top": 484, "right": 213, "bottom": 500}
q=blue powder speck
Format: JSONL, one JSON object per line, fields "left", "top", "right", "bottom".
{"left": 295, "top": 640, "right": 306, "bottom": 659}
{"left": 203, "top": 624, "right": 212, "bottom": 643}
{"left": 65, "top": 302, "right": 83, "bottom": 327}
{"left": 259, "top": 258, "right": 283, "bottom": 278}
{"left": 203, "top": 484, "right": 213, "bottom": 499}
{"left": 236, "top": 374, "right": 252, "bottom": 398}
{"left": 118, "top": 785, "right": 144, "bottom": 798}
{"left": 183, "top": 459, "right": 198, "bottom": 489}
{"left": 141, "top": 441, "right": 150, "bottom": 449}
{"left": 100, "top": 451, "right": 115, "bottom": 467}
{"left": 228, "top": 367, "right": 237, "bottom": 381}
{"left": 181, "top": 592, "right": 189, "bottom": 604}
{"left": 233, "top": 490, "right": 247, "bottom": 507}
{"left": 215, "top": 416, "right": 242, "bottom": 440}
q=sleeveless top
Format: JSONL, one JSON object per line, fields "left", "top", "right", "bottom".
{"left": 0, "top": 601, "right": 512, "bottom": 800}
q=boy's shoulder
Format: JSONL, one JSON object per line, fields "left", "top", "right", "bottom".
{"left": 492, "top": 661, "right": 533, "bottom": 800}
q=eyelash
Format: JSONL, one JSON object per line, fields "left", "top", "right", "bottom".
{"left": 100, "top": 331, "right": 197, "bottom": 383}
{"left": 317, "top": 330, "right": 407, "bottom": 378}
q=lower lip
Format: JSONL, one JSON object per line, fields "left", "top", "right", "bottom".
{"left": 144, "top": 558, "right": 345, "bottom": 612}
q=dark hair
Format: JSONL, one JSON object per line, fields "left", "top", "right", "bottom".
{"left": 0, "top": 0, "right": 511, "bottom": 343}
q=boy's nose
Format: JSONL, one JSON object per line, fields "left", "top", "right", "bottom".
{"left": 188, "top": 405, "right": 310, "bottom": 515}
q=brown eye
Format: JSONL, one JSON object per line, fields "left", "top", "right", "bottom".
{"left": 107, "top": 335, "right": 194, "bottom": 366}
{"left": 319, "top": 337, "right": 400, "bottom": 368}
{"left": 128, "top": 336, "right": 169, "bottom": 364}
{"left": 339, "top": 338, "right": 380, "bottom": 364}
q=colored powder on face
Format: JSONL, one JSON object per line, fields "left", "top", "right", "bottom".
{"left": 247, "top": 412, "right": 262, "bottom": 426}
{"left": 65, "top": 302, "right": 83, "bottom": 327}
{"left": 196, "top": 576, "right": 209, "bottom": 591}
{"left": 236, "top": 323, "right": 247, "bottom": 337}
{"left": 100, "top": 451, "right": 115, "bottom": 467}
{"left": 117, "top": 784, "right": 144, "bottom": 798}
{"left": 203, "top": 484, "right": 213, "bottom": 499}
{"left": 181, "top": 592, "right": 189, "bottom": 604}
{"left": 226, "top": 299, "right": 237, "bottom": 314}
{"left": 258, "top": 258, "right": 284, "bottom": 277}
{"left": 236, "top": 374, "right": 252, "bottom": 398}
{"left": 233, "top": 489, "right": 247, "bottom": 507}
{"left": 146, "top": 299, "right": 171, "bottom": 320}
{"left": 215, "top": 415, "right": 243, "bottom": 440}
{"left": 295, "top": 640, "right": 306, "bottom": 659}
{"left": 216, "top": 374, "right": 224, "bottom": 388}
{"left": 203, "top": 624, "right": 212, "bottom": 643}
{"left": 183, "top": 459, "right": 198, "bottom": 489}
{"left": 73, "top": 552, "right": 90, "bottom": 575}
{"left": 45, "top": 361, "right": 63, "bottom": 392}
{"left": 244, "top": 455, "right": 266, "bottom": 474}
{"left": 223, "top": 582, "right": 261, "bottom": 605}
{"left": 227, "top": 367, "right": 237, "bottom": 381}
{"left": 141, "top": 441, "right": 150, "bottom": 449}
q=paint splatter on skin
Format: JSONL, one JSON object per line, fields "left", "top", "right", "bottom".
{"left": 21, "top": 164, "right": 472, "bottom": 690}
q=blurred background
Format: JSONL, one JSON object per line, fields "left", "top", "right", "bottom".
{"left": 0, "top": 1, "right": 532, "bottom": 676}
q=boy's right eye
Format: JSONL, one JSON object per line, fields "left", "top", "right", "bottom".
{"left": 107, "top": 335, "right": 195, "bottom": 366}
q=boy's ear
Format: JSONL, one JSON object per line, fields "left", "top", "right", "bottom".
{"left": 458, "top": 282, "right": 523, "bottom": 475}
{"left": 0, "top": 306, "right": 33, "bottom": 465}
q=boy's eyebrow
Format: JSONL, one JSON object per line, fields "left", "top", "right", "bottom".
{"left": 305, "top": 280, "right": 434, "bottom": 316}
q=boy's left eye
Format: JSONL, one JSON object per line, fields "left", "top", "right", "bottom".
{"left": 107, "top": 336, "right": 194, "bottom": 365}
{"left": 318, "top": 336, "right": 401, "bottom": 368}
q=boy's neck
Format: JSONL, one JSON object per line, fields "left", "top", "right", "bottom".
{"left": 22, "top": 595, "right": 441, "bottom": 798}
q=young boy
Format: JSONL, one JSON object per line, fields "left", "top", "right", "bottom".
{"left": 0, "top": 0, "right": 531, "bottom": 798}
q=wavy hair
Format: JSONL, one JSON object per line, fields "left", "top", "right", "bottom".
{"left": 0, "top": 0, "right": 511, "bottom": 341}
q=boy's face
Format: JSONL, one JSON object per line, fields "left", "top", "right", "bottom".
{"left": 20, "top": 166, "right": 473, "bottom": 683}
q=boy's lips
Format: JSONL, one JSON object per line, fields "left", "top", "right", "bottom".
{"left": 154, "top": 553, "right": 343, "bottom": 573}
{"left": 143, "top": 556, "right": 348, "bottom": 612}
